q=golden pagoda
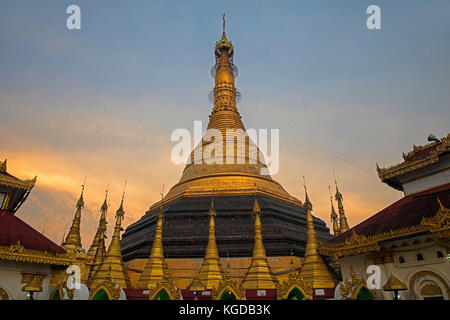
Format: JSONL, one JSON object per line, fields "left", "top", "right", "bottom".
{"left": 89, "top": 189, "right": 130, "bottom": 291}
{"left": 299, "top": 184, "right": 337, "bottom": 294}
{"left": 62, "top": 179, "right": 86, "bottom": 253}
{"left": 191, "top": 196, "right": 224, "bottom": 290}
{"left": 121, "top": 14, "right": 333, "bottom": 292}
{"left": 135, "top": 197, "right": 166, "bottom": 289}
{"left": 241, "top": 197, "right": 278, "bottom": 291}
{"left": 88, "top": 228, "right": 106, "bottom": 279}
{"left": 87, "top": 189, "right": 108, "bottom": 258}
{"left": 152, "top": 13, "right": 300, "bottom": 207}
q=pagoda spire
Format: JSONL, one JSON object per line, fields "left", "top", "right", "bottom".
{"left": 136, "top": 188, "right": 167, "bottom": 289}
{"left": 87, "top": 185, "right": 109, "bottom": 257}
{"left": 242, "top": 195, "right": 278, "bottom": 290}
{"left": 193, "top": 191, "right": 223, "bottom": 290}
{"left": 299, "top": 182, "right": 337, "bottom": 290}
{"left": 89, "top": 228, "right": 105, "bottom": 279}
{"left": 90, "top": 181, "right": 130, "bottom": 289}
{"left": 209, "top": 14, "right": 244, "bottom": 129}
{"left": 62, "top": 176, "right": 86, "bottom": 253}
{"left": 329, "top": 185, "right": 340, "bottom": 236}
{"left": 334, "top": 175, "right": 350, "bottom": 234}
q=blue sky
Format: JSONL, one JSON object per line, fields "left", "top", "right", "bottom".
{"left": 0, "top": 1, "right": 449, "bottom": 246}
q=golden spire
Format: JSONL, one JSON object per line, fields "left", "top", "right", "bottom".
{"left": 221, "top": 13, "right": 227, "bottom": 40}
{"left": 90, "top": 181, "right": 130, "bottom": 289}
{"left": 242, "top": 195, "right": 278, "bottom": 290}
{"left": 192, "top": 191, "right": 224, "bottom": 290}
{"left": 89, "top": 229, "right": 105, "bottom": 279}
{"left": 329, "top": 185, "right": 340, "bottom": 236}
{"left": 334, "top": 175, "right": 350, "bottom": 234}
{"left": 62, "top": 176, "right": 86, "bottom": 253}
{"left": 160, "top": 15, "right": 300, "bottom": 208}
{"left": 299, "top": 182, "right": 337, "bottom": 289}
{"left": 87, "top": 186, "right": 109, "bottom": 257}
{"left": 212, "top": 14, "right": 239, "bottom": 117}
{"left": 136, "top": 188, "right": 167, "bottom": 289}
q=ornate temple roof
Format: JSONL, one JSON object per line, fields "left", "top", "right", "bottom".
{"left": 330, "top": 183, "right": 449, "bottom": 243}
{"left": 0, "top": 159, "right": 36, "bottom": 213}
{"left": 0, "top": 209, "right": 66, "bottom": 254}
{"left": 319, "top": 182, "right": 450, "bottom": 257}
{"left": 376, "top": 133, "right": 450, "bottom": 190}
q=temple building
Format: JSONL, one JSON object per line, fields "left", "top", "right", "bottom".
{"left": 120, "top": 15, "right": 332, "bottom": 292}
{"left": 0, "top": 159, "right": 71, "bottom": 300}
{"left": 320, "top": 134, "right": 450, "bottom": 300}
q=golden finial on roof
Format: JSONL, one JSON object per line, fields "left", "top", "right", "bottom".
{"left": 222, "top": 13, "right": 227, "bottom": 40}
{"left": 116, "top": 180, "right": 127, "bottom": 219}
{"left": 329, "top": 185, "right": 340, "bottom": 236}
{"left": 303, "top": 177, "right": 312, "bottom": 211}
{"left": 333, "top": 171, "right": 350, "bottom": 234}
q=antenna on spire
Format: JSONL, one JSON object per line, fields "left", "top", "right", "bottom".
{"left": 222, "top": 13, "right": 226, "bottom": 39}
{"left": 333, "top": 169, "right": 338, "bottom": 188}
{"left": 81, "top": 174, "right": 87, "bottom": 194}
{"left": 121, "top": 180, "right": 127, "bottom": 202}
{"left": 105, "top": 184, "right": 109, "bottom": 201}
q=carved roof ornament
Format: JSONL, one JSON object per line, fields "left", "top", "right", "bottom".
{"left": 0, "top": 159, "right": 7, "bottom": 173}
{"left": 377, "top": 133, "right": 450, "bottom": 184}
{"left": 319, "top": 198, "right": 450, "bottom": 257}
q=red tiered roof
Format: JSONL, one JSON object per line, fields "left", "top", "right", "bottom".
{"left": 330, "top": 183, "right": 450, "bottom": 243}
{"left": 0, "top": 210, "right": 66, "bottom": 254}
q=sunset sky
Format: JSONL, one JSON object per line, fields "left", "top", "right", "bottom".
{"left": 1, "top": 1, "right": 449, "bottom": 249}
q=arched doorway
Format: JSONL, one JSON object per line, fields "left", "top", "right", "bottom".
{"left": 154, "top": 289, "right": 171, "bottom": 300}
{"left": 286, "top": 287, "right": 306, "bottom": 300}
{"left": 409, "top": 270, "right": 450, "bottom": 300}
{"left": 219, "top": 289, "right": 237, "bottom": 300}
{"left": 355, "top": 287, "right": 374, "bottom": 300}
{"left": 92, "top": 289, "right": 110, "bottom": 300}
